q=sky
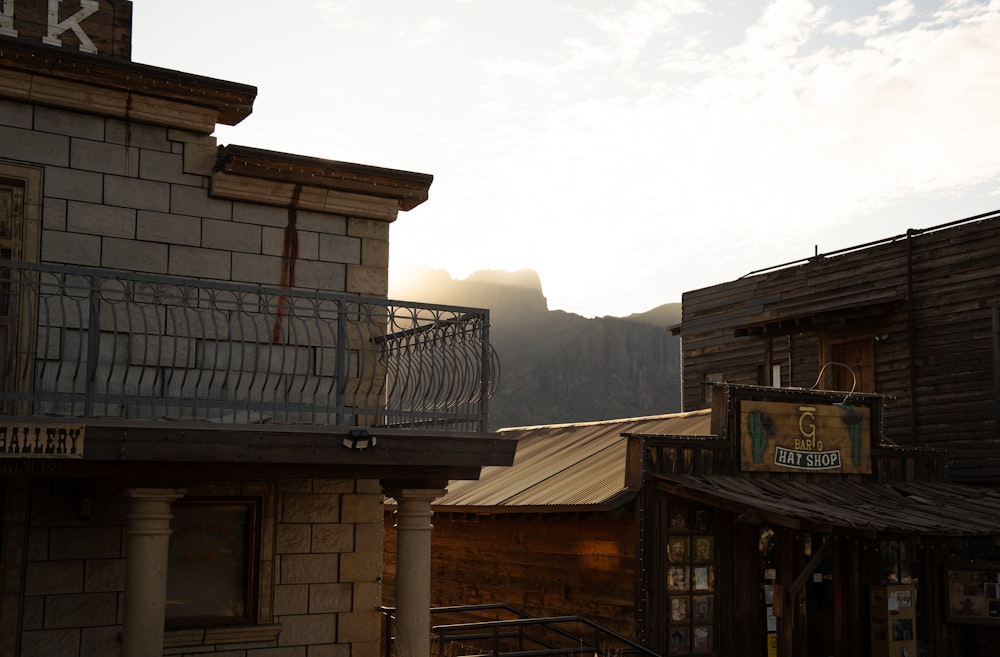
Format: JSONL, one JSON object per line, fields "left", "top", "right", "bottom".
{"left": 131, "top": 0, "right": 1000, "bottom": 318}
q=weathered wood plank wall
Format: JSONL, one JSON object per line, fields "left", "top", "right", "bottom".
{"left": 383, "top": 508, "right": 639, "bottom": 639}
{"left": 679, "top": 216, "right": 1000, "bottom": 483}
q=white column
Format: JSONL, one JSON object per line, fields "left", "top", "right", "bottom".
{"left": 393, "top": 488, "right": 446, "bottom": 657}
{"left": 121, "top": 488, "right": 186, "bottom": 657}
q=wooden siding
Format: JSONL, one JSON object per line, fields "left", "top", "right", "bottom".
{"left": 679, "top": 216, "right": 1000, "bottom": 483}
{"left": 383, "top": 509, "right": 639, "bottom": 640}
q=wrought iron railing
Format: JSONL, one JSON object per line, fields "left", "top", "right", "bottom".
{"left": 0, "top": 261, "right": 498, "bottom": 430}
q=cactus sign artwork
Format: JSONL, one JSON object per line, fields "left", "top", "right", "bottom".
{"left": 740, "top": 400, "right": 871, "bottom": 474}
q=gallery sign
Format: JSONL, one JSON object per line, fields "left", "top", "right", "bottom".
{"left": 739, "top": 400, "right": 871, "bottom": 474}
{"left": 0, "top": 423, "right": 85, "bottom": 458}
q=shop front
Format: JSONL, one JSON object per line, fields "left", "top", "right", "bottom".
{"left": 630, "top": 384, "right": 1000, "bottom": 657}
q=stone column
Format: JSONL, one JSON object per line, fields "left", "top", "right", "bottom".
{"left": 392, "top": 488, "right": 446, "bottom": 657}
{"left": 121, "top": 488, "right": 186, "bottom": 657}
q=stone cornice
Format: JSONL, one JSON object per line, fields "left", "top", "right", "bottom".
{"left": 0, "top": 37, "right": 255, "bottom": 129}
{"left": 213, "top": 145, "right": 434, "bottom": 220}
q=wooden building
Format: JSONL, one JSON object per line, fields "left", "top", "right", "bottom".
{"left": 665, "top": 211, "right": 1000, "bottom": 656}
{"left": 675, "top": 211, "right": 1000, "bottom": 484}
{"left": 0, "top": 3, "right": 514, "bottom": 657}
{"left": 382, "top": 410, "right": 713, "bottom": 641}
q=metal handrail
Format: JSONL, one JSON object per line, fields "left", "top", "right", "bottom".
{"left": 379, "top": 604, "right": 660, "bottom": 657}
{"left": 0, "top": 260, "right": 498, "bottom": 430}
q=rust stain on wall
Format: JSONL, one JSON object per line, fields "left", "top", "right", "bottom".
{"left": 272, "top": 184, "right": 302, "bottom": 344}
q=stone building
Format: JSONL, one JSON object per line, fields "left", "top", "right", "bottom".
{"left": 0, "top": 2, "right": 514, "bottom": 656}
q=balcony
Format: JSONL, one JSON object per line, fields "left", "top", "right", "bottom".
{"left": 0, "top": 260, "right": 498, "bottom": 432}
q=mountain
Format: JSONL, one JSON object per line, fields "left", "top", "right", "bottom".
{"left": 392, "top": 267, "right": 682, "bottom": 430}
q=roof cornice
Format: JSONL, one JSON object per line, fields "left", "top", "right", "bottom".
{"left": 0, "top": 37, "right": 255, "bottom": 128}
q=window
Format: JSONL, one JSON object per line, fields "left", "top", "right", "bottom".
{"left": 167, "top": 498, "right": 259, "bottom": 625}
{"left": 665, "top": 502, "right": 715, "bottom": 655}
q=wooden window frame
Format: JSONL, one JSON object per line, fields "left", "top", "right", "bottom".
{"left": 166, "top": 497, "right": 261, "bottom": 628}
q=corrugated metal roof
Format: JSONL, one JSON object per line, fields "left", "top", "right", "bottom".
{"left": 432, "top": 409, "right": 713, "bottom": 513}
{"left": 652, "top": 474, "right": 1000, "bottom": 536}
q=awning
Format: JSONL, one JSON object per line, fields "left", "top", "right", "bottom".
{"left": 651, "top": 473, "right": 1000, "bottom": 537}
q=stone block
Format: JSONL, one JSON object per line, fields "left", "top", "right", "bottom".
{"left": 311, "top": 480, "right": 354, "bottom": 495}
{"left": 0, "top": 125, "right": 69, "bottom": 165}
{"left": 356, "top": 480, "right": 382, "bottom": 495}
{"left": 139, "top": 148, "right": 202, "bottom": 185}
{"left": 0, "top": 98, "right": 32, "bottom": 128}
{"left": 36, "top": 106, "right": 104, "bottom": 140}
{"left": 106, "top": 119, "right": 170, "bottom": 151}
{"left": 276, "top": 523, "right": 311, "bottom": 554}
{"left": 311, "top": 524, "right": 352, "bottom": 553}
{"left": 280, "top": 553, "right": 340, "bottom": 585}
{"left": 318, "top": 234, "right": 361, "bottom": 265}
{"left": 273, "top": 584, "right": 309, "bottom": 616}
{"left": 181, "top": 139, "right": 218, "bottom": 177}
{"left": 26, "top": 527, "right": 47, "bottom": 561}
{"left": 309, "top": 582, "right": 351, "bottom": 614}
{"left": 337, "top": 609, "right": 381, "bottom": 644}
{"left": 135, "top": 210, "right": 202, "bottom": 246}
{"left": 361, "top": 238, "right": 389, "bottom": 269}
{"left": 278, "top": 479, "right": 313, "bottom": 494}
{"left": 168, "top": 245, "right": 231, "bottom": 280}
{"left": 277, "top": 613, "right": 337, "bottom": 647}
{"left": 45, "top": 166, "right": 103, "bottom": 203}
{"left": 67, "top": 200, "right": 135, "bottom": 238}
{"left": 40, "top": 230, "right": 101, "bottom": 266}
{"left": 262, "top": 225, "right": 319, "bottom": 261}
{"left": 246, "top": 647, "right": 307, "bottom": 657}
{"left": 50, "top": 526, "right": 123, "bottom": 560}
{"left": 84, "top": 558, "right": 125, "bottom": 592}
{"left": 204, "top": 218, "right": 261, "bottom": 253}
{"left": 294, "top": 260, "right": 347, "bottom": 292}
{"left": 18, "top": 628, "right": 79, "bottom": 657}
{"left": 303, "top": 644, "right": 350, "bottom": 657}
{"left": 80, "top": 625, "right": 122, "bottom": 657}
{"left": 42, "top": 197, "right": 67, "bottom": 230}
{"left": 339, "top": 552, "right": 381, "bottom": 584}
{"left": 43, "top": 592, "right": 118, "bottom": 628}
{"left": 172, "top": 184, "right": 232, "bottom": 220}
{"left": 340, "top": 495, "right": 381, "bottom": 524}
{"left": 20, "top": 594, "right": 43, "bottom": 630}
{"left": 296, "top": 209, "right": 347, "bottom": 235}
{"left": 353, "top": 523, "right": 382, "bottom": 554}
{"left": 346, "top": 265, "right": 387, "bottom": 297}
{"left": 348, "top": 218, "right": 389, "bottom": 241}
{"left": 24, "top": 560, "right": 83, "bottom": 595}
{"left": 71, "top": 138, "right": 137, "bottom": 176}
{"left": 231, "top": 252, "right": 282, "bottom": 286}
{"left": 104, "top": 175, "right": 170, "bottom": 212}
{"left": 101, "top": 237, "right": 168, "bottom": 274}
{"left": 233, "top": 201, "right": 291, "bottom": 228}
{"left": 281, "top": 494, "right": 340, "bottom": 524}
{"left": 353, "top": 582, "right": 380, "bottom": 611}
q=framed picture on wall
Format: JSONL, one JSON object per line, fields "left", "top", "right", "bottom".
{"left": 946, "top": 564, "right": 1000, "bottom": 624}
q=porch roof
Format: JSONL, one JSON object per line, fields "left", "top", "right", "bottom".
{"left": 651, "top": 473, "right": 1000, "bottom": 537}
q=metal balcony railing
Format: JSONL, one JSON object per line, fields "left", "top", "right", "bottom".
{"left": 0, "top": 260, "right": 498, "bottom": 431}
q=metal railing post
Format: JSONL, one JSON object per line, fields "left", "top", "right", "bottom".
{"left": 83, "top": 272, "right": 100, "bottom": 417}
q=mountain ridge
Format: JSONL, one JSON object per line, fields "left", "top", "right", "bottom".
{"left": 391, "top": 266, "right": 682, "bottom": 429}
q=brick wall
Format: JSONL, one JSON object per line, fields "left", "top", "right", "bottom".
{"left": 11, "top": 478, "right": 385, "bottom": 657}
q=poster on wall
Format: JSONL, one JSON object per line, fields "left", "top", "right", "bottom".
{"left": 739, "top": 399, "right": 872, "bottom": 474}
{"left": 946, "top": 565, "right": 1000, "bottom": 624}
